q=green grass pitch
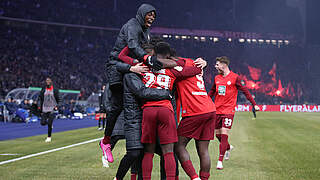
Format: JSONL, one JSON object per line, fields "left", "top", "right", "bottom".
{"left": 0, "top": 112, "right": 319, "bottom": 179}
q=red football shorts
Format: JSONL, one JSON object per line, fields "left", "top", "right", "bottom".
{"left": 177, "top": 112, "right": 216, "bottom": 140}
{"left": 215, "top": 114, "right": 234, "bottom": 129}
{"left": 141, "top": 106, "right": 178, "bottom": 144}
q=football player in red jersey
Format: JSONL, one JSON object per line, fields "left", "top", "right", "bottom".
{"left": 174, "top": 56, "right": 216, "bottom": 180}
{"left": 208, "top": 56, "right": 260, "bottom": 170}
{"left": 118, "top": 41, "right": 205, "bottom": 179}
{"left": 141, "top": 42, "right": 205, "bottom": 180}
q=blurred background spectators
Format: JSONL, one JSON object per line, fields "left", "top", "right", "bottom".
{"left": 0, "top": 0, "right": 319, "bottom": 108}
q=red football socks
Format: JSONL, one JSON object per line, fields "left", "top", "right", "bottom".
{"left": 181, "top": 160, "right": 198, "bottom": 179}
{"left": 130, "top": 173, "right": 137, "bottom": 180}
{"left": 200, "top": 171, "right": 210, "bottom": 180}
{"left": 163, "top": 152, "right": 176, "bottom": 180}
{"left": 219, "top": 134, "right": 230, "bottom": 161}
{"left": 102, "top": 136, "right": 111, "bottom": 145}
{"left": 142, "top": 152, "right": 154, "bottom": 180}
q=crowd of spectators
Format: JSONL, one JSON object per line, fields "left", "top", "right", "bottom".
{"left": 0, "top": 96, "right": 86, "bottom": 122}
{"left": 0, "top": 21, "right": 116, "bottom": 100}
{"left": 1, "top": 1, "right": 316, "bottom": 124}
{"left": 2, "top": 97, "right": 37, "bottom": 122}
{"left": 0, "top": 20, "right": 318, "bottom": 106}
{"left": 165, "top": 37, "right": 313, "bottom": 104}
{"left": 0, "top": 0, "right": 302, "bottom": 36}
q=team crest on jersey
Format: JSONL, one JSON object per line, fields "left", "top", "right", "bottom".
{"left": 218, "top": 86, "right": 226, "bottom": 96}
{"left": 227, "top": 81, "right": 231, "bottom": 85}
{"left": 241, "top": 80, "right": 245, "bottom": 86}
{"left": 174, "top": 66, "right": 183, "bottom": 71}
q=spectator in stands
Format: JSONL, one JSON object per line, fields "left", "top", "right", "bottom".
{"left": 29, "top": 99, "right": 40, "bottom": 118}
{"left": 4, "top": 97, "right": 18, "bottom": 122}
{"left": 19, "top": 99, "right": 30, "bottom": 110}
{"left": 0, "top": 101, "right": 4, "bottom": 122}
{"left": 61, "top": 102, "right": 73, "bottom": 118}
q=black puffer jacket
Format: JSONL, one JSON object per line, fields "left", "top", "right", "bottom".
{"left": 123, "top": 73, "right": 171, "bottom": 150}
{"left": 102, "top": 82, "right": 125, "bottom": 137}
{"left": 106, "top": 4, "right": 156, "bottom": 86}
{"left": 102, "top": 83, "right": 112, "bottom": 112}
{"left": 38, "top": 86, "right": 60, "bottom": 113}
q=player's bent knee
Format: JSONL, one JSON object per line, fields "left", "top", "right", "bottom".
{"left": 161, "top": 143, "right": 174, "bottom": 154}
{"left": 220, "top": 128, "right": 230, "bottom": 135}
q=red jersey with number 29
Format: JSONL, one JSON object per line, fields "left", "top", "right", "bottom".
{"left": 176, "top": 58, "right": 216, "bottom": 118}
{"left": 141, "top": 69, "right": 176, "bottom": 111}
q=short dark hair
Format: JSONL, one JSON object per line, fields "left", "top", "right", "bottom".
{"left": 154, "top": 42, "right": 171, "bottom": 56}
{"left": 216, "top": 56, "right": 230, "bottom": 66}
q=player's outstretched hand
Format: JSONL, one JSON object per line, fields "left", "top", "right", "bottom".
{"left": 129, "top": 63, "right": 149, "bottom": 75}
{"left": 194, "top": 57, "right": 207, "bottom": 69}
{"left": 254, "top": 105, "right": 260, "bottom": 111}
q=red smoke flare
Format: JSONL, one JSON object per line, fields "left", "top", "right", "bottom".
{"left": 240, "top": 63, "right": 302, "bottom": 99}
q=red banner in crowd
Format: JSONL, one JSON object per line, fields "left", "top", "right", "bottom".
{"left": 236, "top": 105, "right": 320, "bottom": 112}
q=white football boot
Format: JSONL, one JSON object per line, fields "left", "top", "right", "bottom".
{"left": 102, "top": 156, "right": 109, "bottom": 168}
{"left": 45, "top": 137, "right": 51, "bottom": 143}
{"left": 216, "top": 161, "right": 223, "bottom": 170}
{"left": 224, "top": 145, "right": 234, "bottom": 160}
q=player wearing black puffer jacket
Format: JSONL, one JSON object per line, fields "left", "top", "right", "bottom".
{"left": 100, "top": 4, "right": 163, "bottom": 162}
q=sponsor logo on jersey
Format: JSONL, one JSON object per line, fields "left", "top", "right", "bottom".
{"left": 192, "top": 91, "right": 208, "bottom": 95}
{"left": 174, "top": 66, "right": 183, "bottom": 71}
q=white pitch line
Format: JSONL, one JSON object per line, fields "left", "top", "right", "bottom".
{"left": 0, "top": 137, "right": 102, "bottom": 165}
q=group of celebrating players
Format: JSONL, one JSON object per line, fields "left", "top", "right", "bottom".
{"left": 99, "top": 4, "right": 260, "bottom": 180}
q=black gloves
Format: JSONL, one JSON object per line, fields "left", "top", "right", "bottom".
{"left": 146, "top": 56, "right": 163, "bottom": 71}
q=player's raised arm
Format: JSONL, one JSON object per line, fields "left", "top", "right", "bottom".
{"left": 169, "top": 58, "right": 202, "bottom": 80}
{"left": 118, "top": 46, "right": 138, "bottom": 65}
{"left": 235, "top": 76, "right": 259, "bottom": 111}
